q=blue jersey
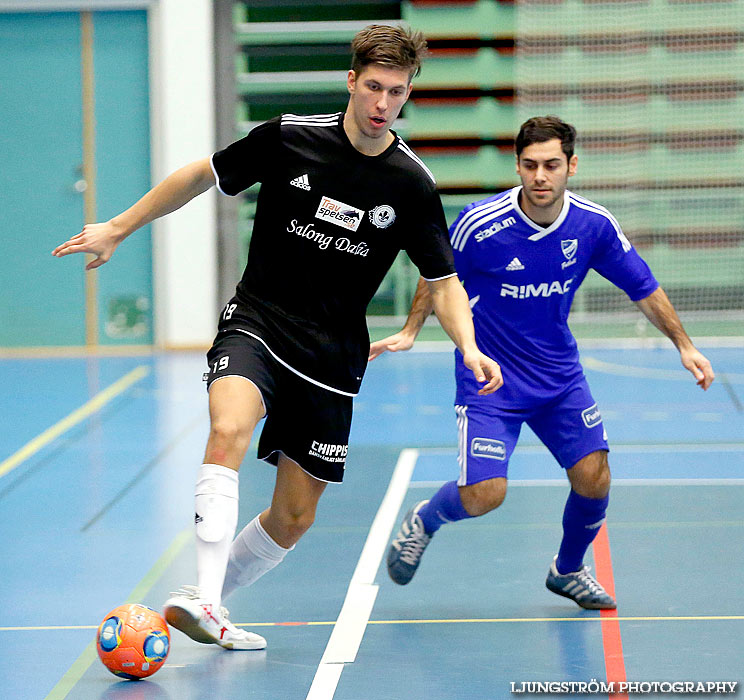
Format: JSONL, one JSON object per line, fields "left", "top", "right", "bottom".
{"left": 451, "top": 186, "right": 659, "bottom": 408}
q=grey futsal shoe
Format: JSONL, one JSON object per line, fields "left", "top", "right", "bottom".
{"left": 545, "top": 556, "right": 617, "bottom": 610}
{"left": 387, "top": 501, "right": 433, "bottom": 585}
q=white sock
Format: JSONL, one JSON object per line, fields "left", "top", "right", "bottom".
{"left": 221, "top": 514, "right": 293, "bottom": 601}
{"left": 194, "top": 463, "right": 239, "bottom": 610}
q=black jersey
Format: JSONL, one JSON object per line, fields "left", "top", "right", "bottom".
{"left": 210, "top": 112, "right": 456, "bottom": 396}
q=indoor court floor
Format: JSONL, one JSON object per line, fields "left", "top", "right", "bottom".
{"left": 1, "top": 343, "right": 742, "bottom": 699}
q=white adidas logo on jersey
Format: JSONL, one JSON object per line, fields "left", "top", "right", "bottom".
{"left": 506, "top": 257, "right": 525, "bottom": 271}
{"left": 290, "top": 174, "right": 311, "bottom": 191}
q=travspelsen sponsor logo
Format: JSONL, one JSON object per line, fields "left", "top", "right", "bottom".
{"left": 501, "top": 278, "right": 575, "bottom": 299}
{"left": 471, "top": 438, "right": 506, "bottom": 460}
{"left": 475, "top": 216, "right": 517, "bottom": 242}
{"left": 582, "top": 404, "right": 602, "bottom": 428}
{"left": 315, "top": 196, "right": 364, "bottom": 232}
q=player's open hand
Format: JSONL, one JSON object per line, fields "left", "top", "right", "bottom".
{"left": 461, "top": 350, "right": 503, "bottom": 395}
{"left": 680, "top": 346, "right": 715, "bottom": 390}
{"left": 52, "top": 221, "right": 123, "bottom": 270}
{"left": 368, "top": 331, "right": 416, "bottom": 361}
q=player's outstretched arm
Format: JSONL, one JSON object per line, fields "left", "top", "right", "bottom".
{"left": 427, "top": 275, "right": 503, "bottom": 395}
{"left": 635, "top": 287, "right": 715, "bottom": 390}
{"left": 368, "top": 276, "right": 433, "bottom": 360}
{"left": 52, "top": 158, "right": 215, "bottom": 270}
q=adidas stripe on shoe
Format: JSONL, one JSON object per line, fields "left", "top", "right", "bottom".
{"left": 387, "top": 501, "right": 432, "bottom": 585}
{"left": 545, "top": 556, "right": 616, "bottom": 610}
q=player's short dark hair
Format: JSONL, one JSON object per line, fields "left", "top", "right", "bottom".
{"left": 351, "top": 24, "right": 428, "bottom": 81}
{"left": 516, "top": 116, "right": 577, "bottom": 162}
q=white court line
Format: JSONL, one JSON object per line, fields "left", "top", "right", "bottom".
{"left": 418, "top": 443, "right": 744, "bottom": 455}
{"left": 305, "top": 448, "right": 419, "bottom": 700}
{"left": 412, "top": 479, "right": 744, "bottom": 488}
{"left": 601, "top": 478, "right": 744, "bottom": 486}
{"left": 583, "top": 355, "right": 744, "bottom": 383}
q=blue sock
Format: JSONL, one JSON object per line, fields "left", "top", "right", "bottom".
{"left": 418, "top": 480, "right": 473, "bottom": 535}
{"left": 556, "top": 489, "right": 609, "bottom": 574}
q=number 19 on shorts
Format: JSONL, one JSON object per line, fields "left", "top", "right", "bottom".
{"left": 211, "top": 356, "right": 229, "bottom": 374}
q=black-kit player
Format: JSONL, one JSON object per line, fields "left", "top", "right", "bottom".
{"left": 53, "top": 24, "right": 503, "bottom": 650}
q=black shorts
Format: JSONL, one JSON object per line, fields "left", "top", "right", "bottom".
{"left": 205, "top": 331, "right": 353, "bottom": 483}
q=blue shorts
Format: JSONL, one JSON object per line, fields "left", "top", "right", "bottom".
{"left": 455, "top": 379, "right": 609, "bottom": 485}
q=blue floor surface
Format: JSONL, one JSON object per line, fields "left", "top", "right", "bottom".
{"left": 0, "top": 346, "right": 742, "bottom": 699}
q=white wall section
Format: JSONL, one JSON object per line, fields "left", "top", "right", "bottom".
{"left": 149, "top": 0, "right": 218, "bottom": 348}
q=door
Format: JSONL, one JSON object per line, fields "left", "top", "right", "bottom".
{"left": 0, "top": 10, "right": 153, "bottom": 347}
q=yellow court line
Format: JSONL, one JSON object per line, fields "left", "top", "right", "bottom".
{"left": 0, "top": 365, "right": 150, "bottom": 479}
{"left": 262, "top": 615, "right": 743, "bottom": 626}
{"left": 5, "top": 614, "right": 742, "bottom": 633}
{"left": 365, "top": 615, "right": 744, "bottom": 625}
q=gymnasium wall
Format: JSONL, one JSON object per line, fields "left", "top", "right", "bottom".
{"left": 3, "top": 0, "right": 741, "bottom": 349}
{"left": 515, "top": 0, "right": 744, "bottom": 336}
{"left": 0, "top": 0, "right": 217, "bottom": 350}
{"left": 231, "top": 0, "right": 744, "bottom": 338}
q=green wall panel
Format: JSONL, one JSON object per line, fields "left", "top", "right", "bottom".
{"left": 0, "top": 13, "right": 86, "bottom": 346}
{"left": 93, "top": 10, "right": 153, "bottom": 345}
{"left": 0, "top": 10, "right": 152, "bottom": 347}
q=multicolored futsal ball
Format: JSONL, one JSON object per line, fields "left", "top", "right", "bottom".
{"left": 96, "top": 604, "right": 170, "bottom": 680}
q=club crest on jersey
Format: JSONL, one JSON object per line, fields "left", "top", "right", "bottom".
{"left": 561, "top": 239, "right": 578, "bottom": 259}
{"left": 369, "top": 204, "right": 396, "bottom": 229}
{"left": 315, "top": 196, "right": 364, "bottom": 232}
{"left": 561, "top": 239, "right": 578, "bottom": 269}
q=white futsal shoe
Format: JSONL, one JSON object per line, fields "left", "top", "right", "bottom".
{"left": 163, "top": 585, "right": 266, "bottom": 650}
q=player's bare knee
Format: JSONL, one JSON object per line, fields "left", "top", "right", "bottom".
{"left": 596, "top": 464, "right": 611, "bottom": 495}
{"left": 569, "top": 451, "right": 611, "bottom": 498}
{"left": 274, "top": 507, "right": 315, "bottom": 542}
{"left": 208, "top": 417, "right": 253, "bottom": 453}
{"left": 287, "top": 515, "right": 314, "bottom": 541}
{"left": 589, "top": 453, "right": 611, "bottom": 497}
{"left": 460, "top": 478, "right": 507, "bottom": 517}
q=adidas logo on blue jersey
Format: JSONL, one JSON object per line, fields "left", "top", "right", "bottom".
{"left": 290, "top": 174, "right": 311, "bottom": 191}
{"left": 506, "top": 257, "right": 525, "bottom": 271}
